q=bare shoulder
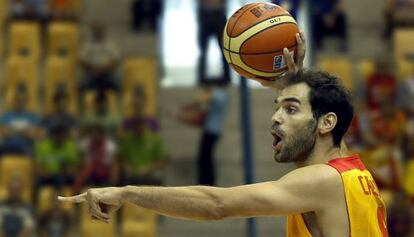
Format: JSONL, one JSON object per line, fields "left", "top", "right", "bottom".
{"left": 278, "top": 164, "right": 343, "bottom": 201}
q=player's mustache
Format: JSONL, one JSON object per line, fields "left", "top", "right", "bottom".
{"left": 271, "top": 124, "right": 285, "bottom": 138}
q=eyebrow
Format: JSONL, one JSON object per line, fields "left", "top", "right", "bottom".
{"left": 274, "top": 97, "right": 301, "bottom": 105}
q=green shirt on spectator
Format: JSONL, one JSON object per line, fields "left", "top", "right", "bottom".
{"left": 35, "top": 139, "right": 79, "bottom": 175}
{"left": 119, "top": 130, "right": 164, "bottom": 173}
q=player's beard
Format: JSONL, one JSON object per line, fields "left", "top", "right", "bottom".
{"left": 273, "top": 119, "right": 317, "bottom": 163}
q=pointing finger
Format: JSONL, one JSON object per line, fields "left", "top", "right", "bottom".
{"left": 58, "top": 193, "right": 87, "bottom": 203}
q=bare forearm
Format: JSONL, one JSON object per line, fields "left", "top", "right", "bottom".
{"left": 122, "top": 185, "right": 225, "bottom": 221}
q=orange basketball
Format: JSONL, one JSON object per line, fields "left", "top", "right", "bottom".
{"left": 222, "top": 3, "right": 299, "bottom": 81}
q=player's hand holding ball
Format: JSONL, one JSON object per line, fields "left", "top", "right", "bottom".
{"left": 222, "top": 2, "right": 306, "bottom": 88}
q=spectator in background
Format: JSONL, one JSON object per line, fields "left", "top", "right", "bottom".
{"left": 9, "top": 0, "right": 48, "bottom": 20}
{"left": 271, "top": 0, "right": 299, "bottom": 19}
{"left": 38, "top": 189, "right": 72, "bottom": 237}
{"left": 311, "top": 0, "right": 347, "bottom": 50}
{"left": 131, "top": 0, "right": 163, "bottom": 32}
{"left": 176, "top": 84, "right": 229, "bottom": 186}
{"left": 0, "top": 86, "right": 40, "bottom": 156}
{"left": 34, "top": 125, "right": 79, "bottom": 188}
{"left": 366, "top": 59, "right": 397, "bottom": 112}
{"left": 80, "top": 20, "right": 121, "bottom": 95}
{"left": 73, "top": 124, "right": 118, "bottom": 193}
{"left": 387, "top": 191, "right": 413, "bottom": 237}
{"left": 363, "top": 97, "right": 406, "bottom": 191}
{"left": 123, "top": 86, "right": 158, "bottom": 132}
{"left": 384, "top": 0, "right": 414, "bottom": 39}
{"left": 49, "top": 0, "right": 79, "bottom": 20}
{"left": 0, "top": 176, "right": 34, "bottom": 237}
{"left": 197, "top": 0, "right": 230, "bottom": 85}
{"left": 83, "top": 91, "right": 120, "bottom": 135}
{"left": 9, "top": 0, "right": 31, "bottom": 19}
{"left": 41, "top": 92, "right": 77, "bottom": 137}
{"left": 118, "top": 118, "right": 165, "bottom": 186}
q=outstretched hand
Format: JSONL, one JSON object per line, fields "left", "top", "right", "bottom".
{"left": 58, "top": 187, "right": 124, "bottom": 223}
{"left": 253, "top": 32, "right": 306, "bottom": 89}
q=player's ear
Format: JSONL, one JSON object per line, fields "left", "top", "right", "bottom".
{"left": 318, "top": 112, "right": 337, "bottom": 135}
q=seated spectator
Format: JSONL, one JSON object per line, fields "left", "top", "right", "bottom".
{"left": 49, "top": 0, "right": 79, "bottom": 20}
{"left": 131, "top": 0, "right": 163, "bottom": 32}
{"left": 38, "top": 188, "right": 72, "bottom": 237}
{"left": 34, "top": 125, "right": 79, "bottom": 188}
{"left": 311, "top": 0, "right": 347, "bottom": 50}
{"left": 9, "top": 0, "right": 48, "bottom": 20}
{"left": 0, "top": 86, "right": 40, "bottom": 155}
{"left": 118, "top": 117, "right": 165, "bottom": 186}
{"left": 362, "top": 98, "right": 406, "bottom": 190}
{"left": 123, "top": 86, "right": 158, "bottom": 132}
{"left": 73, "top": 124, "right": 118, "bottom": 193}
{"left": 79, "top": 20, "right": 121, "bottom": 94}
{"left": 365, "top": 59, "right": 397, "bottom": 112}
{"left": 384, "top": 0, "right": 414, "bottom": 38}
{"left": 83, "top": 91, "right": 120, "bottom": 135}
{"left": 397, "top": 62, "right": 414, "bottom": 116}
{"left": 387, "top": 191, "right": 413, "bottom": 236}
{"left": 0, "top": 176, "right": 35, "bottom": 237}
{"left": 41, "top": 92, "right": 77, "bottom": 137}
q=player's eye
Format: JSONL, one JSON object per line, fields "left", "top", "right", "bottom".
{"left": 286, "top": 106, "right": 297, "bottom": 114}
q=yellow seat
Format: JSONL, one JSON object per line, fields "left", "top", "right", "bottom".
{"left": 357, "top": 59, "right": 375, "bottom": 81}
{"left": 122, "top": 203, "right": 157, "bottom": 237}
{"left": 47, "top": 22, "right": 80, "bottom": 60}
{"left": 4, "top": 57, "right": 39, "bottom": 111}
{"left": 37, "top": 186, "right": 74, "bottom": 214}
{"left": 83, "top": 90, "right": 118, "bottom": 115}
{"left": 44, "top": 57, "right": 78, "bottom": 114}
{"left": 0, "top": 156, "right": 33, "bottom": 203}
{"left": 122, "top": 58, "right": 158, "bottom": 117}
{"left": 8, "top": 21, "right": 41, "bottom": 61}
{"left": 80, "top": 189, "right": 116, "bottom": 237}
{"left": 393, "top": 29, "right": 414, "bottom": 79}
{"left": 318, "top": 57, "right": 353, "bottom": 90}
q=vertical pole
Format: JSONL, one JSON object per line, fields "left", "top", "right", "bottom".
{"left": 239, "top": 76, "right": 256, "bottom": 237}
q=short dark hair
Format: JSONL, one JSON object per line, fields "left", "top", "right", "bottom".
{"left": 284, "top": 69, "right": 354, "bottom": 146}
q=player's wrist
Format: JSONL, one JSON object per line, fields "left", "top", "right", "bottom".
{"left": 120, "top": 185, "right": 135, "bottom": 203}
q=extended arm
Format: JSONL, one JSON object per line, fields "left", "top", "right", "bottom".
{"left": 59, "top": 164, "right": 339, "bottom": 223}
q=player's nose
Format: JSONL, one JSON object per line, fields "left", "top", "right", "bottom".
{"left": 271, "top": 110, "right": 282, "bottom": 125}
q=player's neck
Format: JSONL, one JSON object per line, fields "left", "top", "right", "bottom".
{"left": 296, "top": 139, "right": 350, "bottom": 167}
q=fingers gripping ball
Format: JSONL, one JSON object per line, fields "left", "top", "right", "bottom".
{"left": 222, "top": 2, "right": 299, "bottom": 81}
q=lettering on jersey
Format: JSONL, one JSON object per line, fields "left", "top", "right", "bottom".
{"left": 358, "top": 175, "right": 379, "bottom": 196}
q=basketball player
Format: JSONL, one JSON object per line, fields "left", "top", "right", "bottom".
{"left": 59, "top": 33, "right": 388, "bottom": 237}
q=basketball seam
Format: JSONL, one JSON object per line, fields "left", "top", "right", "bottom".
{"left": 223, "top": 42, "right": 297, "bottom": 55}
{"left": 231, "top": 13, "right": 293, "bottom": 38}
{"left": 239, "top": 44, "right": 297, "bottom": 73}
{"left": 228, "top": 4, "right": 261, "bottom": 64}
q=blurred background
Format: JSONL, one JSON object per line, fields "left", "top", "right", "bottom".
{"left": 0, "top": 0, "right": 413, "bottom": 236}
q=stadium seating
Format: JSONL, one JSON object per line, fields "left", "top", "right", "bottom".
{"left": 4, "top": 57, "right": 39, "bottom": 111}
{"left": 8, "top": 21, "right": 41, "bottom": 61}
{"left": 357, "top": 59, "right": 375, "bottom": 81}
{"left": 44, "top": 57, "right": 78, "bottom": 114}
{"left": 37, "top": 186, "right": 74, "bottom": 214}
{"left": 0, "top": 156, "right": 33, "bottom": 203}
{"left": 122, "top": 58, "right": 158, "bottom": 117}
{"left": 318, "top": 56, "right": 353, "bottom": 90}
{"left": 47, "top": 22, "right": 80, "bottom": 60}
{"left": 393, "top": 29, "right": 414, "bottom": 80}
{"left": 83, "top": 90, "right": 118, "bottom": 115}
{"left": 122, "top": 203, "right": 157, "bottom": 237}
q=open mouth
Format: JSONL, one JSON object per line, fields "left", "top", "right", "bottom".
{"left": 271, "top": 130, "right": 283, "bottom": 151}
